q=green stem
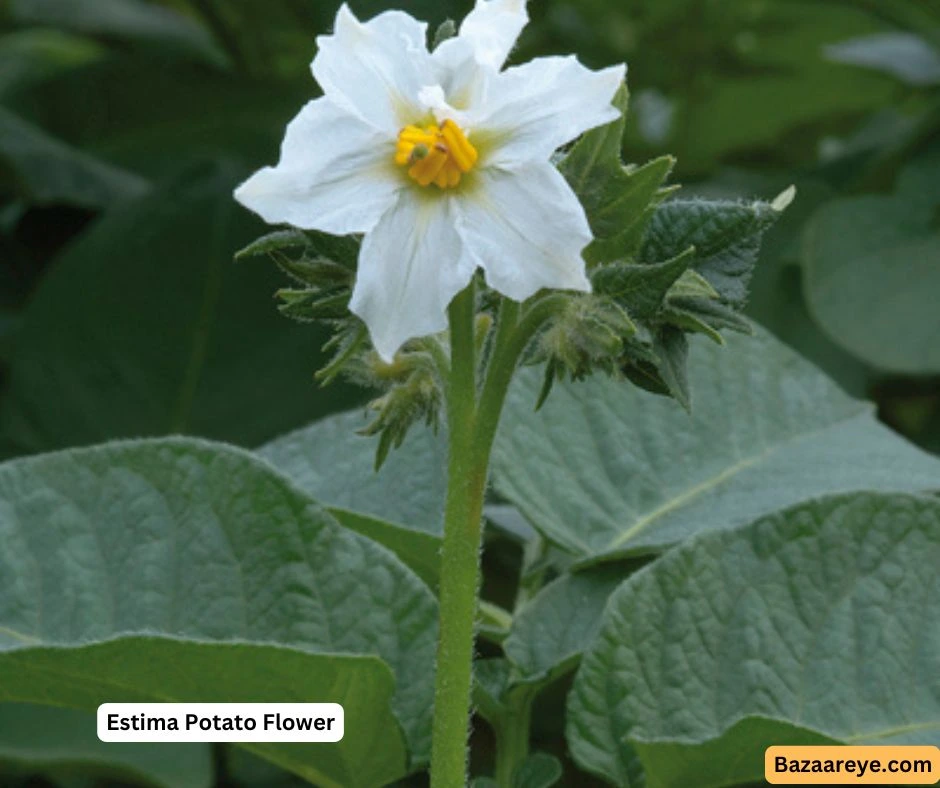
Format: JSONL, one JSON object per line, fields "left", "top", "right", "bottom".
{"left": 420, "top": 336, "right": 453, "bottom": 384}
{"left": 493, "top": 691, "right": 535, "bottom": 788}
{"left": 431, "top": 283, "right": 484, "bottom": 788}
{"left": 475, "top": 293, "right": 567, "bottom": 450}
{"left": 475, "top": 298, "right": 520, "bottom": 450}
{"left": 430, "top": 289, "right": 565, "bottom": 787}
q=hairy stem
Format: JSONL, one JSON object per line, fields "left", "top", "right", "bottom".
{"left": 431, "top": 283, "right": 484, "bottom": 788}
{"left": 430, "top": 289, "right": 563, "bottom": 787}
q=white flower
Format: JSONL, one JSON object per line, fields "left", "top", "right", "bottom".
{"left": 235, "top": 0, "right": 625, "bottom": 361}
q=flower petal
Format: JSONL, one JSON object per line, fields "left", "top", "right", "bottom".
{"left": 473, "top": 56, "right": 625, "bottom": 166}
{"left": 313, "top": 4, "right": 432, "bottom": 134}
{"left": 439, "top": 0, "right": 528, "bottom": 71}
{"left": 456, "top": 163, "right": 592, "bottom": 301}
{"left": 351, "top": 192, "right": 476, "bottom": 361}
{"left": 234, "top": 98, "right": 402, "bottom": 234}
{"left": 429, "top": 42, "right": 487, "bottom": 127}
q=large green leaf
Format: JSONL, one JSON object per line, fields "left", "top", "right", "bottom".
{"left": 568, "top": 493, "right": 940, "bottom": 787}
{"left": 318, "top": 508, "right": 442, "bottom": 593}
{"left": 224, "top": 746, "right": 308, "bottom": 787}
{"left": 1, "top": 640, "right": 400, "bottom": 788}
{"left": 824, "top": 32, "right": 940, "bottom": 86}
{"left": 7, "top": 56, "right": 309, "bottom": 179}
{"left": 803, "top": 149, "right": 940, "bottom": 374}
{"left": 0, "top": 438, "right": 438, "bottom": 784}
{"left": 629, "top": 719, "right": 838, "bottom": 788}
{"left": 0, "top": 162, "right": 362, "bottom": 456}
{"left": 0, "top": 704, "right": 211, "bottom": 788}
{"left": 8, "top": 0, "right": 226, "bottom": 66}
{"left": 503, "top": 568, "right": 626, "bottom": 685}
{"left": 260, "top": 410, "right": 448, "bottom": 588}
{"left": 260, "top": 411, "right": 447, "bottom": 532}
{"left": 0, "top": 106, "right": 147, "bottom": 208}
{"left": 0, "top": 29, "right": 104, "bottom": 100}
{"left": 141, "top": 0, "right": 467, "bottom": 81}
{"left": 493, "top": 328, "right": 940, "bottom": 562}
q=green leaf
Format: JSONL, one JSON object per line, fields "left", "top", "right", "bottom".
{"left": 514, "top": 753, "right": 563, "bottom": 788}
{"left": 568, "top": 493, "right": 940, "bottom": 787}
{"left": 493, "top": 327, "right": 940, "bottom": 562}
{"left": 658, "top": 305, "right": 724, "bottom": 345}
{"left": 824, "top": 33, "right": 940, "bottom": 86}
{"left": 234, "top": 229, "right": 311, "bottom": 261}
{"left": 0, "top": 438, "right": 439, "bottom": 783}
{"left": 473, "top": 658, "right": 514, "bottom": 723}
{"left": 1, "top": 640, "right": 401, "bottom": 788}
{"left": 641, "top": 195, "right": 789, "bottom": 307}
{"left": 503, "top": 568, "right": 625, "bottom": 685}
{"left": 0, "top": 161, "right": 363, "bottom": 456}
{"left": 559, "top": 84, "right": 630, "bottom": 197}
{"left": 224, "top": 747, "right": 308, "bottom": 787}
{"left": 275, "top": 288, "right": 348, "bottom": 322}
{"left": 0, "top": 106, "right": 147, "bottom": 208}
{"left": 803, "top": 150, "right": 940, "bottom": 374}
{"left": 0, "top": 30, "right": 104, "bottom": 100}
{"left": 603, "top": 1, "right": 901, "bottom": 174}
{"left": 8, "top": 0, "right": 227, "bottom": 67}
{"left": 741, "top": 174, "right": 873, "bottom": 398}
{"left": 327, "top": 508, "right": 442, "bottom": 592}
{"left": 671, "top": 296, "right": 752, "bottom": 336}
{"left": 559, "top": 83, "right": 675, "bottom": 264}
{"left": 477, "top": 601, "right": 512, "bottom": 645}
{"left": 585, "top": 158, "right": 677, "bottom": 265}
{"left": 0, "top": 704, "right": 211, "bottom": 788}
{"left": 133, "top": 0, "right": 466, "bottom": 81}
{"left": 651, "top": 327, "right": 690, "bottom": 410}
{"left": 618, "top": 353, "right": 670, "bottom": 400}
{"left": 631, "top": 719, "right": 839, "bottom": 788}
{"left": 484, "top": 504, "right": 537, "bottom": 543}
{"left": 4, "top": 56, "right": 309, "bottom": 179}
{"left": 259, "top": 409, "right": 448, "bottom": 588}
{"left": 237, "top": 228, "right": 358, "bottom": 276}
{"left": 665, "top": 269, "right": 719, "bottom": 301}
{"left": 590, "top": 248, "right": 695, "bottom": 321}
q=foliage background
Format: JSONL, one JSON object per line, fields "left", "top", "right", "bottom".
{"left": 0, "top": 0, "right": 938, "bottom": 785}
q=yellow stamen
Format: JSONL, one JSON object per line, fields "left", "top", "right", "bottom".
{"left": 395, "top": 119, "right": 478, "bottom": 190}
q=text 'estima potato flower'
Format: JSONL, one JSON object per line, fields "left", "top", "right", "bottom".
{"left": 235, "top": 0, "right": 625, "bottom": 361}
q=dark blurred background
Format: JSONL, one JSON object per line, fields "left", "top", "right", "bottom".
{"left": 1, "top": 0, "right": 938, "bottom": 785}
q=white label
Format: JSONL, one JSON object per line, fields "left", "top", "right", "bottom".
{"left": 97, "top": 703, "right": 344, "bottom": 742}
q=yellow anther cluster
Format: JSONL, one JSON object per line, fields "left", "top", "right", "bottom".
{"left": 395, "top": 119, "right": 478, "bottom": 189}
